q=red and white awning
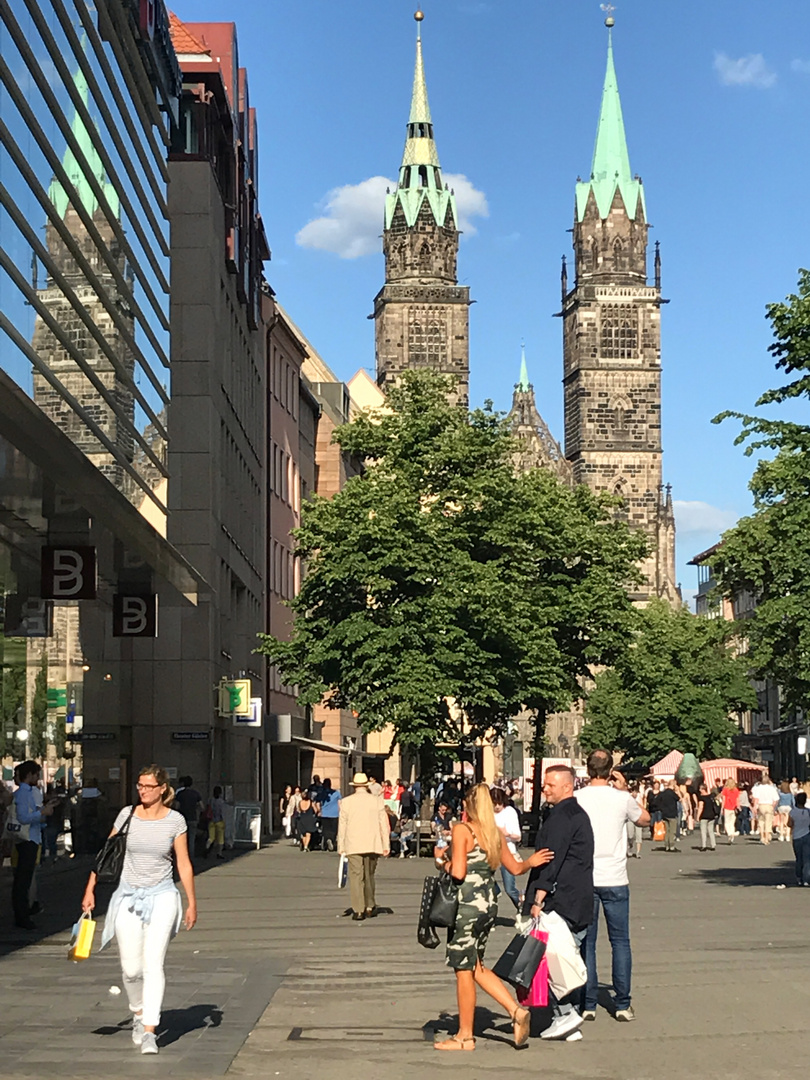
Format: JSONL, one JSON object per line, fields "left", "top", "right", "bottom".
{"left": 650, "top": 750, "right": 684, "bottom": 777}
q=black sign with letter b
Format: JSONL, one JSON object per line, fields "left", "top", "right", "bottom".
{"left": 41, "top": 547, "right": 97, "bottom": 600}
{"left": 113, "top": 594, "right": 158, "bottom": 637}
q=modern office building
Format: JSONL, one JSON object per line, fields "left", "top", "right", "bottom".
{"left": 0, "top": 0, "right": 201, "bottom": 798}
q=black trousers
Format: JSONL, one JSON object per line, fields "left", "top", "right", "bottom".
{"left": 12, "top": 841, "right": 39, "bottom": 924}
{"left": 321, "top": 818, "right": 338, "bottom": 848}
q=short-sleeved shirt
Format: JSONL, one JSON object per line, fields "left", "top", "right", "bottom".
{"left": 789, "top": 806, "right": 810, "bottom": 840}
{"left": 698, "top": 795, "right": 718, "bottom": 821}
{"left": 114, "top": 806, "right": 186, "bottom": 888}
{"left": 576, "top": 785, "right": 642, "bottom": 888}
{"left": 175, "top": 787, "right": 202, "bottom": 822}
{"left": 752, "top": 783, "right": 779, "bottom": 807}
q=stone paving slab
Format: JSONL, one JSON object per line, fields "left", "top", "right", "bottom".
{"left": 2, "top": 834, "right": 810, "bottom": 1078}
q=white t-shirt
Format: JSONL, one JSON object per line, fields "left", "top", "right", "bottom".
{"left": 494, "top": 806, "right": 522, "bottom": 856}
{"left": 752, "top": 783, "right": 779, "bottom": 807}
{"left": 576, "top": 785, "right": 642, "bottom": 887}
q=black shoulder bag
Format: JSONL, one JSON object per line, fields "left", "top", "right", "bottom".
{"left": 94, "top": 806, "right": 136, "bottom": 885}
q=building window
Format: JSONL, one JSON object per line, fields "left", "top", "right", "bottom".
{"left": 408, "top": 306, "right": 447, "bottom": 368}
{"left": 601, "top": 304, "right": 638, "bottom": 360}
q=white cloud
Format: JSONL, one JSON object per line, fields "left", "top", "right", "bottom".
{"left": 791, "top": 59, "right": 810, "bottom": 75}
{"left": 673, "top": 500, "right": 738, "bottom": 536}
{"left": 295, "top": 173, "right": 488, "bottom": 260}
{"left": 714, "top": 52, "right": 776, "bottom": 89}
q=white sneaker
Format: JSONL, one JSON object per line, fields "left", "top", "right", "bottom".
{"left": 581, "top": 1010, "right": 596, "bottom": 1021}
{"left": 132, "top": 1018, "right": 144, "bottom": 1046}
{"left": 565, "top": 1030, "right": 584, "bottom": 1042}
{"left": 541, "top": 1012, "right": 584, "bottom": 1040}
{"left": 141, "top": 1032, "right": 158, "bottom": 1055}
{"left": 615, "top": 1007, "right": 636, "bottom": 1022}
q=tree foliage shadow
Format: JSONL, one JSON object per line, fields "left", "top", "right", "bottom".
{"left": 686, "top": 861, "right": 795, "bottom": 888}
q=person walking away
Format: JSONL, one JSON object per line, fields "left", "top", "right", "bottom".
{"left": 319, "top": 779, "right": 341, "bottom": 852}
{"left": 174, "top": 776, "right": 202, "bottom": 834}
{"left": 296, "top": 791, "right": 318, "bottom": 852}
{"left": 433, "top": 783, "right": 553, "bottom": 1051}
{"left": 788, "top": 792, "right": 810, "bottom": 886}
{"left": 720, "top": 779, "right": 740, "bottom": 843}
{"left": 627, "top": 782, "right": 645, "bottom": 859}
{"left": 576, "top": 751, "right": 649, "bottom": 1023}
{"left": 43, "top": 783, "right": 66, "bottom": 863}
{"left": 337, "top": 773, "right": 390, "bottom": 920}
{"left": 81, "top": 764, "right": 196, "bottom": 1055}
{"left": 287, "top": 786, "right": 303, "bottom": 845}
{"left": 776, "top": 781, "right": 794, "bottom": 842}
{"left": 11, "top": 761, "right": 55, "bottom": 929}
{"left": 647, "top": 781, "right": 661, "bottom": 839}
{"left": 696, "top": 784, "right": 718, "bottom": 851}
{"left": 752, "top": 775, "right": 779, "bottom": 845}
{"left": 789, "top": 777, "right": 800, "bottom": 797}
{"left": 654, "top": 781, "right": 680, "bottom": 852}
{"left": 524, "top": 765, "right": 595, "bottom": 1042}
{"left": 737, "top": 784, "right": 751, "bottom": 836}
{"left": 491, "top": 786, "right": 523, "bottom": 908}
{"left": 206, "top": 786, "right": 226, "bottom": 858}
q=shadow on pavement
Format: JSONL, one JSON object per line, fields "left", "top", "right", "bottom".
{"left": 0, "top": 846, "right": 255, "bottom": 959}
{"left": 687, "top": 861, "right": 795, "bottom": 887}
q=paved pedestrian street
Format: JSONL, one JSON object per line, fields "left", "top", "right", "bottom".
{"left": 1, "top": 836, "right": 808, "bottom": 1079}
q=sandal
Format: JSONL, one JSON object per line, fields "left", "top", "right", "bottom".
{"left": 512, "top": 1005, "right": 530, "bottom": 1048}
{"left": 434, "top": 1036, "right": 476, "bottom": 1052}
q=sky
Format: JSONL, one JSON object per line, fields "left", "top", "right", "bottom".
{"left": 174, "top": 0, "right": 810, "bottom": 601}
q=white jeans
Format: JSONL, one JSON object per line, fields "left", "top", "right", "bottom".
{"left": 115, "top": 889, "right": 178, "bottom": 1027}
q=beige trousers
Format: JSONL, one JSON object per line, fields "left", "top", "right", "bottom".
{"left": 758, "top": 804, "right": 774, "bottom": 843}
{"left": 723, "top": 809, "right": 737, "bottom": 838}
{"left": 348, "top": 854, "right": 378, "bottom": 914}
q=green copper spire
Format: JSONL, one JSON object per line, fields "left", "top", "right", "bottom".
{"left": 385, "top": 11, "right": 457, "bottom": 231}
{"left": 49, "top": 65, "right": 120, "bottom": 221}
{"left": 575, "top": 24, "right": 645, "bottom": 223}
{"left": 518, "top": 343, "right": 530, "bottom": 392}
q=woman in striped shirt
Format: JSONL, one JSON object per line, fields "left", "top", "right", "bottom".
{"left": 81, "top": 764, "right": 197, "bottom": 1055}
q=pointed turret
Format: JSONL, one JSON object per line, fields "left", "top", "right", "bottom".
{"left": 384, "top": 12, "right": 457, "bottom": 232}
{"left": 518, "top": 343, "right": 530, "bottom": 392}
{"left": 49, "top": 65, "right": 119, "bottom": 221}
{"left": 575, "top": 24, "right": 645, "bottom": 225}
{"left": 509, "top": 346, "right": 573, "bottom": 485}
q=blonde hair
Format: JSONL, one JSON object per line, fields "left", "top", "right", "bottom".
{"left": 464, "top": 783, "right": 502, "bottom": 871}
{"left": 724, "top": 778, "right": 738, "bottom": 790}
{"left": 139, "top": 764, "right": 175, "bottom": 807}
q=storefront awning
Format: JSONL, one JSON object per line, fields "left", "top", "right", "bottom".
{"left": 292, "top": 736, "right": 350, "bottom": 755}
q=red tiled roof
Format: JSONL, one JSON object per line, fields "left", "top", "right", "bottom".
{"left": 169, "top": 12, "right": 210, "bottom": 55}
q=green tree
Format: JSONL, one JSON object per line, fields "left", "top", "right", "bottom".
{"left": 29, "top": 652, "right": 48, "bottom": 759}
{"left": 0, "top": 646, "right": 26, "bottom": 759}
{"left": 580, "top": 600, "right": 756, "bottom": 763}
{"left": 258, "top": 370, "right": 647, "bottom": 749}
{"left": 712, "top": 269, "right": 810, "bottom": 712}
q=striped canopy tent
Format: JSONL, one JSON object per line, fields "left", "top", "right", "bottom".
{"left": 650, "top": 750, "right": 683, "bottom": 778}
{"left": 700, "top": 759, "right": 768, "bottom": 790}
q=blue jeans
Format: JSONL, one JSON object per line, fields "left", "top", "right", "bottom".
{"left": 584, "top": 885, "right": 631, "bottom": 1012}
{"left": 500, "top": 866, "right": 520, "bottom": 908}
{"left": 793, "top": 832, "right": 810, "bottom": 885}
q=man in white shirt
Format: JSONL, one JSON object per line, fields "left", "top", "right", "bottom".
{"left": 751, "top": 776, "right": 779, "bottom": 845}
{"left": 576, "top": 749, "right": 650, "bottom": 1023}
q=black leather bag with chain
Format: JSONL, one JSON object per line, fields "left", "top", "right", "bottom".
{"left": 428, "top": 873, "right": 460, "bottom": 928}
{"left": 94, "top": 806, "right": 136, "bottom": 885}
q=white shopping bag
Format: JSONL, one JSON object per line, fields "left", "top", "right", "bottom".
{"left": 537, "top": 909, "right": 587, "bottom": 998}
{"left": 337, "top": 854, "right": 348, "bottom": 889}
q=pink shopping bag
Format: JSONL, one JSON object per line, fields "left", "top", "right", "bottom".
{"left": 516, "top": 929, "right": 548, "bottom": 1008}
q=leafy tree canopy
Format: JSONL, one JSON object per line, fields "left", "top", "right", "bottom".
{"left": 580, "top": 600, "right": 755, "bottom": 764}
{"left": 712, "top": 269, "right": 810, "bottom": 711}
{"left": 258, "top": 370, "right": 647, "bottom": 749}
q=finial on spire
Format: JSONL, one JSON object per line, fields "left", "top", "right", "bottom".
{"left": 415, "top": 9, "right": 424, "bottom": 38}
{"left": 601, "top": 3, "right": 616, "bottom": 27}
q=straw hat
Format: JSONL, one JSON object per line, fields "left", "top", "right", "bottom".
{"left": 350, "top": 772, "right": 370, "bottom": 787}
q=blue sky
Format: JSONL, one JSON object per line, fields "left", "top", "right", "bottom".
{"left": 175, "top": 0, "right": 810, "bottom": 600}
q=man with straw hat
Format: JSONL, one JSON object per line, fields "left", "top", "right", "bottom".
{"left": 338, "top": 773, "right": 390, "bottom": 920}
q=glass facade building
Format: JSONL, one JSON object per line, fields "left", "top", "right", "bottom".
{"left": 0, "top": 0, "right": 202, "bottom": 797}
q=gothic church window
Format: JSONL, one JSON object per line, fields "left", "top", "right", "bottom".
{"left": 408, "top": 306, "right": 447, "bottom": 368}
{"left": 601, "top": 304, "right": 638, "bottom": 360}
{"left": 613, "top": 238, "right": 626, "bottom": 271}
{"left": 419, "top": 240, "right": 432, "bottom": 268}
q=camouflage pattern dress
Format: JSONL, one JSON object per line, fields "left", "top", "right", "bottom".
{"left": 445, "top": 829, "right": 498, "bottom": 971}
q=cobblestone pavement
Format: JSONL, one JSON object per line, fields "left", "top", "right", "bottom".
{"left": 1, "top": 833, "right": 809, "bottom": 1079}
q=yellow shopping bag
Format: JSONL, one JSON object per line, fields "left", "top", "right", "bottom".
{"left": 68, "top": 912, "right": 96, "bottom": 962}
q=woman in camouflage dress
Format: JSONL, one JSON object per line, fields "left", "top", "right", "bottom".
{"left": 433, "top": 783, "right": 553, "bottom": 1052}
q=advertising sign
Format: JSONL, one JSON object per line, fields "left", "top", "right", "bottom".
{"left": 113, "top": 594, "right": 158, "bottom": 637}
{"left": 41, "top": 547, "right": 97, "bottom": 600}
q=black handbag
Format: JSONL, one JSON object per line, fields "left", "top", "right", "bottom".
{"left": 417, "top": 876, "right": 441, "bottom": 949}
{"left": 429, "top": 873, "right": 460, "bottom": 929}
{"left": 94, "top": 806, "right": 136, "bottom": 884}
{"left": 492, "top": 930, "right": 546, "bottom": 989}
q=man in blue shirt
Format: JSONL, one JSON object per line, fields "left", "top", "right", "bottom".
{"left": 12, "top": 761, "right": 54, "bottom": 929}
{"left": 319, "top": 778, "right": 342, "bottom": 852}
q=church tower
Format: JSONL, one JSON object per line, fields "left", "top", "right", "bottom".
{"left": 509, "top": 345, "right": 573, "bottom": 485}
{"left": 562, "top": 18, "right": 677, "bottom": 602}
{"left": 373, "top": 10, "right": 470, "bottom": 406}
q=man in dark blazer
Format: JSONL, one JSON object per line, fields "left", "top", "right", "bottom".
{"left": 523, "top": 764, "right": 594, "bottom": 1042}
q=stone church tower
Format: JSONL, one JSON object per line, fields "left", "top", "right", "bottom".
{"left": 562, "top": 21, "right": 677, "bottom": 602}
{"left": 509, "top": 346, "right": 573, "bottom": 485}
{"left": 373, "top": 11, "right": 470, "bottom": 406}
{"left": 32, "top": 67, "right": 136, "bottom": 495}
